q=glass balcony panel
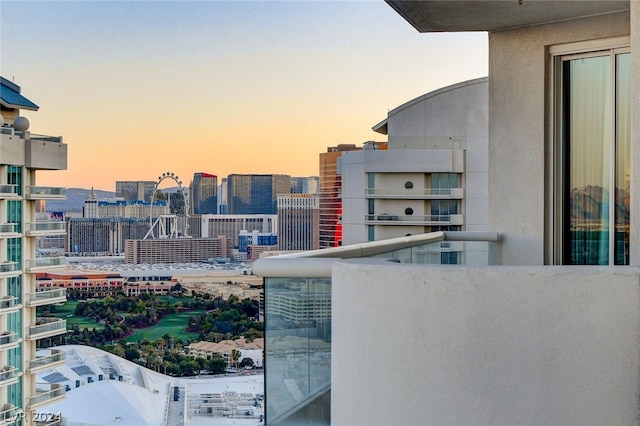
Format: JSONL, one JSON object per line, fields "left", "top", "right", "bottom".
{"left": 28, "top": 318, "right": 66, "bottom": 340}
{"left": 0, "top": 185, "right": 19, "bottom": 199}
{"left": 24, "top": 186, "right": 66, "bottom": 200}
{"left": 0, "top": 366, "right": 19, "bottom": 385}
{"left": 24, "top": 222, "right": 66, "bottom": 236}
{"left": 0, "top": 405, "right": 18, "bottom": 423}
{"left": 25, "top": 289, "right": 66, "bottom": 307}
{"left": 0, "top": 296, "right": 19, "bottom": 314}
{"left": 25, "top": 257, "right": 66, "bottom": 272}
{"left": 28, "top": 349, "right": 66, "bottom": 373}
{"left": 0, "top": 262, "right": 20, "bottom": 278}
{"left": 265, "top": 276, "right": 331, "bottom": 426}
{"left": 0, "top": 332, "right": 19, "bottom": 350}
{"left": 0, "top": 223, "right": 18, "bottom": 236}
{"left": 29, "top": 384, "right": 65, "bottom": 409}
{"left": 365, "top": 187, "right": 464, "bottom": 199}
{"left": 29, "top": 133, "right": 63, "bottom": 143}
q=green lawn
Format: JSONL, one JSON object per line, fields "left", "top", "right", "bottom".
{"left": 48, "top": 300, "right": 106, "bottom": 331}
{"left": 122, "top": 310, "right": 203, "bottom": 343}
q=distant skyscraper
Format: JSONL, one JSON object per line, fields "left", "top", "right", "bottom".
{"left": 291, "top": 176, "right": 320, "bottom": 194}
{"left": 83, "top": 187, "right": 99, "bottom": 218}
{"left": 278, "top": 193, "right": 320, "bottom": 251}
{"left": 115, "top": 180, "right": 156, "bottom": 202}
{"left": 227, "top": 174, "right": 291, "bottom": 214}
{"left": 190, "top": 172, "right": 217, "bottom": 214}
{"left": 319, "top": 144, "right": 361, "bottom": 248}
{"left": 218, "top": 178, "right": 228, "bottom": 214}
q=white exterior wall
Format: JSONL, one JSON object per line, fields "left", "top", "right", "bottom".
{"left": 332, "top": 260, "right": 640, "bottom": 426}
{"left": 488, "top": 11, "right": 631, "bottom": 264}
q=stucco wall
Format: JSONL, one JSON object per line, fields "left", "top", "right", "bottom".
{"left": 331, "top": 260, "right": 640, "bottom": 426}
{"left": 488, "top": 12, "right": 630, "bottom": 265}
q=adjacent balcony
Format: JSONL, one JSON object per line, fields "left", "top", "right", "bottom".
{"left": 0, "top": 296, "right": 21, "bottom": 315}
{"left": 26, "top": 318, "right": 66, "bottom": 340}
{"left": 0, "top": 223, "right": 19, "bottom": 239}
{"left": 27, "top": 349, "right": 66, "bottom": 374}
{"left": 24, "top": 222, "right": 66, "bottom": 237}
{"left": 25, "top": 257, "right": 66, "bottom": 273}
{"left": 0, "top": 404, "right": 19, "bottom": 424}
{"left": 365, "top": 213, "right": 464, "bottom": 226}
{"left": 24, "top": 186, "right": 66, "bottom": 200}
{"left": 25, "top": 288, "right": 66, "bottom": 307}
{"left": 28, "top": 383, "right": 65, "bottom": 410}
{"left": 0, "top": 366, "right": 20, "bottom": 387}
{"left": 0, "top": 332, "right": 20, "bottom": 351}
{"left": 0, "top": 185, "right": 19, "bottom": 200}
{"left": 365, "top": 187, "right": 464, "bottom": 199}
{"left": 0, "top": 262, "right": 20, "bottom": 279}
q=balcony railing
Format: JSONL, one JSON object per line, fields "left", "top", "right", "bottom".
{"left": 0, "top": 262, "right": 20, "bottom": 278}
{"left": 0, "top": 332, "right": 20, "bottom": 351}
{"left": 0, "top": 296, "right": 20, "bottom": 314}
{"left": 0, "top": 366, "right": 20, "bottom": 386}
{"left": 25, "top": 289, "right": 66, "bottom": 308}
{"left": 24, "top": 222, "right": 66, "bottom": 237}
{"left": 27, "top": 318, "right": 66, "bottom": 340}
{"left": 24, "top": 186, "right": 66, "bottom": 200}
{"left": 365, "top": 187, "right": 464, "bottom": 199}
{"left": 0, "top": 404, "right": 19, "bottom": 423}
{"left": 0, "top": 223, "right": 18, "bottom": 238}
{"left": 29, "top": 133, "right": 63, "bottom": 143}
{"left": 365, "top": 213, "right": 464, "bottom": 226}
{"left": 0, "top": 185, "right": 19, "bottom": 199}
{"left": 25, "top": 257, "right": 66, "bottom": 273}
{"left": 28, "top": 349, "right": 66, "bottom": 374}
{"left": 28, "top": 384, "right": 65, "bottom": 409}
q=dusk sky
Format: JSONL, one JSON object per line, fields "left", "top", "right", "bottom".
{"left": 1, "top": 1, "right": 487, "bottom": 191}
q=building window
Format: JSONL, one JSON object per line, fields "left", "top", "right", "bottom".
{"left": 404, "top": 207, "right": 414, "bottom": 216}
{"left": 404, "top": 181, "right": 413, "bottom": 189}
{"left": 554, "top": 42, "right": 630, "bottom": 265}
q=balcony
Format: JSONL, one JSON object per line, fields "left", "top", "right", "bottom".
{"left": 0, "top": 366, "right": 20, "bottom": 387}
{"left": 24, "top": 222, "right": 66, "bottom": 237}
{"left": 28, "top": 349, "right": 66, "bottom": 374}
{"left": 0, "top": 223, "right": 19, "bottom": 238}
{"left": 24, "top": 186, "right": 66, "bottom": 200}
{"left": 25, "top": 289, "right": 66, "bottom": 308}
{"left": 0, "top": 296, "right": 21, "bottom": 315}
{"left": 25, "top": 137, "right": 67, "bottom": 170}
{"left": 25, "top": 257, "right": 66, "bottom": 273}
{"left": 365, "top": 187, "right": 464, "bottom": 199}
{"left": 0, "top": 332, "right": 20, "bottom": 351}
{"left": 28, "top": 384, "right": 65, "bottom": 410}
{"left": 365, "top": 213, "right": 464, "bottom": 226}
{"left": 0, "top": 262, "right": 20, "bottom": 279}
{"left": 0, "top": 404, "right": 19, "bottom": 424}
{"left": 26, "top": 318, "right": 66, "bottom": 340}
{"left": 0, "top": 185, "right": 19, "bottom": 199}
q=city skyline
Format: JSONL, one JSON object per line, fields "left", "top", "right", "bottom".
{"left": 1, "top": 1, "right": 487, "bottom": 191}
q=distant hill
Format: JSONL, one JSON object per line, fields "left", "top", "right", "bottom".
{"left": 47, "top": 188, "right": 115, "bottom": 213}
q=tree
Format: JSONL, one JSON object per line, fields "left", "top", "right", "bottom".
{"left": 231, "top": 349, "right": 241, "bottom": 369}
{"left": 239, "top": 357, "right": 254, "bottom": 368}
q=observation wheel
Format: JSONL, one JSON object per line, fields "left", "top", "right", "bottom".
{"left": 143, "top": 171, "right": 190, "bottom": 239}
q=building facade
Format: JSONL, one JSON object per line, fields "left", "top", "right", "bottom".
{"left": 0, "top": 77, "right": 68, "bottom": 420}
{"left": 341, "top": 78, "right": 489, "bottom": 264}
{"left": 277, "top": 193, "right": 320, "bottom": 251}
{"left": 318, "top": 144, "right": 361, "bottom": 248}
{"left": 115, "top": 180, "right": 156, "bottom": 202}
{"left": 290, "top": 176, "right": 319, "bottom": 194}
{"left": 227, "top": 174, "right": 291, "bottom": 215}
{"left": 124, "top": 236, "right": 232, "bottom": 264}
{"left": 66, "top": 217, "right": 149, "bottom": 254}
{"left": 200, "top": 214, "right": 277, "bottom": 248}
{"left": 190, "top": 172, "right": 217, "bottom": 215}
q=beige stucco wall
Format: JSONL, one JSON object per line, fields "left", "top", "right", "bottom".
{"left": 488, "top": 11, "right": 631, "bottom": 265}
{"left": 332, "top": 260, "right": 640, "bottom": 426}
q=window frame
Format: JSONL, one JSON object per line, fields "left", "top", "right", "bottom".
{"left": 550, "top": 36, "right": 631, "bottom": 265}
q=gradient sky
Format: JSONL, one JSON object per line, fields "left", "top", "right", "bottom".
{"left": 1, "top": 1, "right": 487, "bottom": 191}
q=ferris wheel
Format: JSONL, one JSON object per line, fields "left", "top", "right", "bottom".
{"left": 143, "top": 171, "right": 190, "bottom": 239}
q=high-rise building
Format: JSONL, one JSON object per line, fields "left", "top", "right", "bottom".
{"left": 341, "top": 78, "right": 489, "bottom": 265}
{"left": 190, "top": 172, "right": 217, "bottom": 214}
{"left": 290, "top": 176, "right": 319, "bottom": 194}
{"left": 0, "top": 76, "right": 68, "bottom": 417}
{"left": 115, "top": 180, "right": 156, "bottom": 202}
{"left": 124, "top": 236, "right": 232, "bottom": 264}
{"left": 200, "top": 214, "right": 277, "bottom": 248}
{"left": 227, "top": 174, "right": 290, "bottom": 214}
{"left": 318, "top": 144, "right": 361, "bottom": 248}
{"left": 277, "top": 193, "right": 320, "bottom": 251}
